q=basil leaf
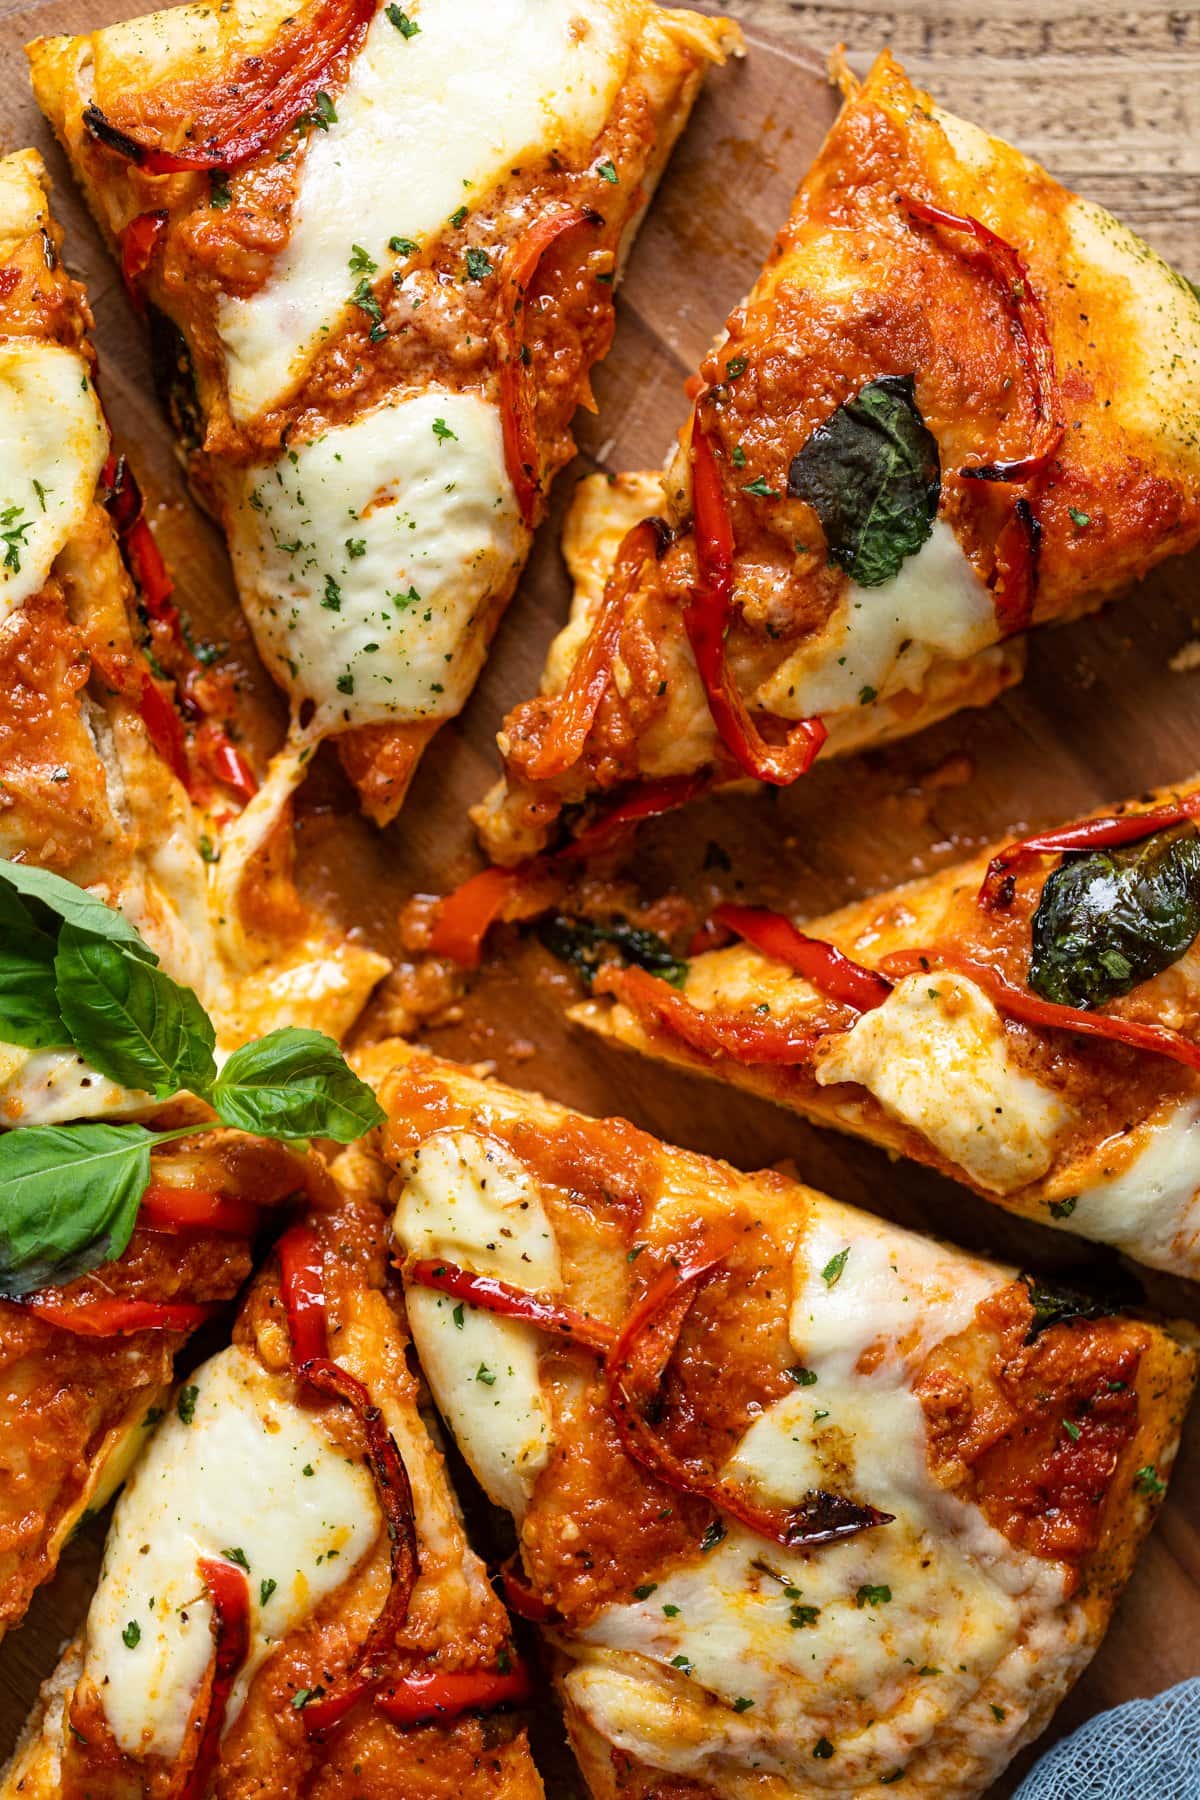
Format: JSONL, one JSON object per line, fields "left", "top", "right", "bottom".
{"left": 1020, "top": 1273, "right": 1117, "bottom": 1344}
{"left": 538, "top": 914, "right": 689, "bottom": 990}
{"left": 0, "top": 886, "right": 69, "bottom": 1048}
{"left": 786, "top": 374, "right": 940, "bottom": 587}
{"left": 0, "top": 1120, "right": 154, "bottom": 1296}
{"left": 0, "top": 860, "right": 156, "bottom": 959}
{"left": 54, "top": 926, "right": 217, "bottom": 1100}
{"left": 211, "top": 1028, "right": 385, "bottom": 1142}
{"left": 1029, "top": 823, "right": 1200, "bottom": 1010}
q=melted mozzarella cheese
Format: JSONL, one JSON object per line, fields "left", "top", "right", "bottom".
{"left": 814, "top": 971, "right": 1072, "bottom": 1194}
{"left": 757, "top": 519, "right": 997, "bottom": 720}
{"left": 1051, "top": 1098, "right": 1200, "bottom": 1274}
{"left": 217, "top": 0, "right": 631, "bottom": 419}
{"left": 225, "top": 391, "right": 521, "bottom": 734}
{"left": 0, "top": 344, "right": 108, "bottom": 614}
{"left": 84, "top": 1346, "right": 378, "bottom": 1759}
{"left": 0, "top": 1043, "right": 156, "bottom": 1125}
{"left": 568, "top": 1208, "right": 1076, "bottom": 1791}
{"left": 394, "top": 1129, "right": 560, "bottom": 1515}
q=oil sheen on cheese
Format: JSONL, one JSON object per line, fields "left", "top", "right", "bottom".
{"left": 217, "top": 0, "right": 632, "bottom": 419}
{"left": 226, "top": 390, "right": 522, "bottom": 735}
{"left": 84, "top": 1346, "right": 378, "bottom": 1759}
{"left": 0, "top": 343, "right": 107, "bottom": 614}
{"left": 1052, "top": 1096, "right": 1200, "bottom": 1273}
{"left": 394, "top": 1128, "right": 560, "bottom": 1516}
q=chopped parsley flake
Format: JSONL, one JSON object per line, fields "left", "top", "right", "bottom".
{"left": 223, "top": 1547, "right": 251, "bottom": 1572}
{"left": 633, "top": 1583, "right": 657, "bottom": 1600}
{"left": 1, "top": 506, "right": 32, "bottom": 575}
{"left": 389, "top": 235, "right": 420, "bottom": 256}
{"left": 259, "top": 1578, "right": 277, "bottom": 1607}
{"left": 821, "top": 1247, "right": 850, "bottom": 1288}
{"left": 1134, "top": 1464, "right": 1166, "bottom": 1498}
{"left": 731, "top": 444, "right": 747, "bottom": 467}
{"left": 859, "top": 684, "right": 878, "bottom": 704}
{"left": 1062, "top": 1418, "right": 1082, "bottom": 1442}
{"left": 292, "top": 1689, "right": 313, "bottom": 1710}
{"left": 336, "top": 672, "right": 355, "bottom": 696}
{"left": 350, "top": 277, "right": 387, "bottom": 341}
{"left": 475, "top": 1363, "right": 496, "bottom": 1385}
{"left": 724, "top": 354, "right": 748, "bottom": 380}
{"left": 732, "top": 1696, "right": 754, "bottom": 1713}
{"left": 700, "top": 1519, "right": 726, "bottom": 1553}
{"left": 787, "top": 1365, "right": 818, "bottom": 1386}
{"left": 465, "top": 246, "right": 493, "bottom": 281}
{"left": 1049, "top": 1196, "right": 1077, "bottom": 1219}
{"left": 348, "top": 244, "right": 378, "bottom": 275}
{"left": 322, "top": 575, "right": 342, "bottom": 611}
{"left": 432, "top": 417, "right": 458, "bottom": 442}
{"left": 452, "top": 1302, "right": 465, "bottom": 1329}
{"left": 790, "top": 1603, "right": 821, "bottom": 1628}
{"left": 596, "top": 158, "right": 619, "bottom": 183}
{"left": 1068, "top": 506, "right": 1091, "bottom": 528}
{"left": 122, "top": 1620, "right": 141, "bottom": 1649}
{"left": 670, "top": 1654, "right": 693, "bottom": 1673}
{"left": 855, "top": 1584, "right": 891, "bottom": 1607}
{"left": 209, "top": 174, "right": 232, "bottom": 210}
{"left": 346, "top": 537, "right": 367, "bottom": 558}
{"left": 990, "top": 1704, "right": 1007, "bottom": 1723}
{"left": 741, "top": 475, "right": 778, "bottom": 499}
{"left": 450, "top": 204, "right": 469, "bottom": 229}
{"left": 386, "top": 4, "right": 420, "bottom": 34}
{"left": 177, "top": 1384, "right": 198, "bottom": 1425}
{"left": 662, "top": 1603, "right": 680, "bottom": 1617}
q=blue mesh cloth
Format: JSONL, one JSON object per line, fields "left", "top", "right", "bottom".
{"left": 1013, "top": 1681, "right": 1200, "bottom": 1798}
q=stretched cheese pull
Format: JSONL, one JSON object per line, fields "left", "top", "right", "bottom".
{"left": 30, "top": 0, "right": 739, "bottom": 829}
{"left": 2, "top": 1142, "right": 543, "bottom": 1799}
{"left": 374, "top": 1043, "right": 1195, "bottom": 1800}
{"left": 474, "top": 50, "right": 1200, "bottom": 866}
{"left": 577, "top": 774, "right": 1200, "bottom": 1280}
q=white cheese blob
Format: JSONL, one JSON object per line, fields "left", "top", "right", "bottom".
{"left": 84, "top": 1346, "right": 378, "bottom": 1759}
{"left": 814, "top": 970, "right": 1072, "bottom": 1194}
{"left": 0, "top": 1043, "right": 156, "bottom": 1126}
{"left": 217, "top": 0, "right": 631, "bottom": 419}
{"left": 225, "top": 390, "right": 522, "bottom": 735}
{"left": 757, "top": 519, "right": 997, "bottom": 721}
{"left": 568, "top": 1208, "right": 1078, "bottom": 1790}
{"left": 1051, "top": 1098, "right": 1200, "bottom": 1275}
{"left": 0, "top": 343, "right": 108, "bottom": 613}
{"left": 394, "top": 1128, "right": 559, "bottom": 1516}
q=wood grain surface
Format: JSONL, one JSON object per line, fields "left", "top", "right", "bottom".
{"left": 1, "top": 4, "right": 1199, "bottom": 1792}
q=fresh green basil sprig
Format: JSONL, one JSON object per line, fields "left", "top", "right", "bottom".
{"left": 0, "top": 860, "right": 384, "bottom": 1297}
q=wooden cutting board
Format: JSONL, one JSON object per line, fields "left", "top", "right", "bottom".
{"left": 2, "top": 10, "right": 1200, "bottom": 1791}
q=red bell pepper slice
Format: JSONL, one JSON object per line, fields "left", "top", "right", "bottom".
{"left": 592, "top": 963, "right": 826, "bottom": 1066}
{"left": 139, "top": 1183, "right": 260, "bottom": 1236}
{"left": 560, "top": 773, "right": 710, "bottom": 862}
{"left": 196, "top": 728, "right": 260, "bottom": 803}
{"left": 903, "top": 195, "right": 1063, "bottom": 484}
{"left": 138, "top": 668, "right": 192, "bottom": 790}
{"left": 880, "top": 947, "right": 1200, "bottom": 1075}
{"left": 498, "top": 1558, "right": 559, "bottom": 1624}
{"left": 991, "top": 495, "right": 1041, "bottom": 636}
{"left": 405, "top": 1258, "right": 616, "bottom": 1354}
{"left": 375, "top": 1663, "right": 532, "bottom": 1728}
{"left": 686, "top": 416, "right": 827, "bottom": 784}
{"left": 82, "top": 0, "right": 375, "bottom": 174}
{"left": 497, "top": 207, "right": 595, "bottom": 525}
{"left": 979, "top": 792, "right": 1200, "bottom": 909}
{"left": 426, "top": 865, "right": 527, "bottom": 969}
{"left": 22, "top": 1296, "right": 215, "bottom": 1336}
{"left": 178, "top": 1557, "right": 252, "bottom": 1800}
{"left": 604, "top": 1231, "right": 892, "bottom": 1550}
{"left": 118, "top": 211, "right": 168, "bottom": 315}
{"left": 714, "top": 903, "right": 893, "bottom": 1014}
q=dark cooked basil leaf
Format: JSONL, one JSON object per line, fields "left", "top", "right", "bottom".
{"left": 0, "top": 885, "right": 69, "bottom": 1048}
{"left": 1020, "top": 1273, "right": 1116, "bottom": 1344}
{"left": 54, "top": 926, "right": 217, "bottom": 1100}
{"left": 0, "top": 1120, "right": 155, "bottom": 1297}
{"left": 210, "top": 1028, "right": 385, "bottom": 1142}
{"left": 786, "top": 374, "right": 940, "bottom": 588}
{"left": 538, "top": 914, "right": 688, "bottom": 990}
{"left": 1029, "top": 824, "right": 1200, "bottom": 1010}
{"left": 0, "top": 859, "right": 156, "bottom": 957}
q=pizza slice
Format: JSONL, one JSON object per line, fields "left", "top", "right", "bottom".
{"left": 472, "top": 49, "right": 1200, "bottom": 866}
{"left": 29, "top": 0, "right": 738, "bottom": 830}
{"left": 0, "top": 145, "right": 386, "bottom": 1132}
{"left": 3, "top": 1137, "right": 543, "bottom": 1797}
{"left": 374, "top": 1043, "right": 1195, "bottom": 1798}
{"left": 574, "top": 774, "right": 1200, "bottom": 1281}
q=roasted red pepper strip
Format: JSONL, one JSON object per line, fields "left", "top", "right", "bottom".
{"left": 903, "top": 195, "right": 1063, "bottom": 484}
{"left": 991, "top": 496, "right": 1041, "bottom": 636}
{"left": 427, "top": 865, "right": 527, "bottom": 968}
{"left": 196, "top": 727, "right": 260, "bottom": 803}
{"left": 498, "top": 207, "right": 594, "bottom": 525}
{"left": 880, "top": 947, "right": 1200, "bottom": 1075}
{"left": 714, "top": 903, "right": 893, "bottom": 1014}
{"left": 593, "top": 963, "right": 826, "bottom": 1066}
{"left": 179, "top": 1557, "right": 252, "bottom": 1800}
{"left": 560, "top": 773, "right": 711, "bottom": 862}
{"left": 686, "top": 416, "right": 827, "bottom": 784}
{"left": 522, "top": 517, "right": 669, "bottom": 782}
{"left": 605, "top": 1232, "right": 891, "bottom": 1550}
{"left": 376, "top": 1663, "right": 533, "bottom": 1728}
{"left": 138, "top": 670, "right": 191, "bottom": 789}
{"left": 980, "top": 793, "right": 1200, "bottom": 908}
{"left": 118, "top": 211, "right": 168, "bottom": 315}
{"left": 83, "top": 0, "right": 375, "bottom": 174}
{"left": 276, "top": 1222, "right": 419, "bottom": 1742}
{"left": 498, "top": 1557, "right": 559, "bottom": 1624}
{"left": 22, "top": 1296, "right": 215, "bottom": 1336}
{"left": 406, "top": 1257, "right": 616, "bottom": 1354}
{"left": 139, "top": 1184, "right": 260, "bottom": 1236}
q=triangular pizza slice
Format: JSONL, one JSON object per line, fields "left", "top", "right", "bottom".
{"left": 2, "top": 1139, "right": 543, "bottom": 1797}
{"left": 375, "top": 1044, "right": 1195, "bottom": 1798}
{"left": 473, "top": 50, "right": 1200, "bottom": 866}
{"left": 29, "top": 0, "right": 737, "bottom": 828}
{"left": 575, "top": 773, "right": 1200, "bottom": 1280}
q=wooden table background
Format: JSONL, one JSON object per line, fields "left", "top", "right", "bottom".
{"left": 1, "top": 0, "right": 1199, "bottom": 1791}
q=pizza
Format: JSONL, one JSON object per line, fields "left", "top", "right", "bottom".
{"left": 374, "top": 1043, "right": 1195, "bottom": 1799}
{"left": 29, "top": 0, "right": 738, "bottom": 828}
{"left": 0, "top": 146, "right": 387, "bottom": 1132}
{"left": 471, "top": 49, "right": 1200, "bottom": 867}
{"left": 3, "top": 1137, "right": 543, "bottom": 1797}
{"left": 574, "top": 774, "right": 1200, "bottom": 1280}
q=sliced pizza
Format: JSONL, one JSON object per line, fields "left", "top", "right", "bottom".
{"left": 374, "top": 1043, "right": 1195, "bottom": 1799}
{"left": 472, "top": 49, "right": 1200, "bottom": 867}
{"left": 2, "top": 1137, "right": 543, "bottom": 1797}
{"left": 573, "top": 773, "right": 1200, "bottom": 1280}
{"left": 29, "top": 0, "right": 738, "bottom": 830}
